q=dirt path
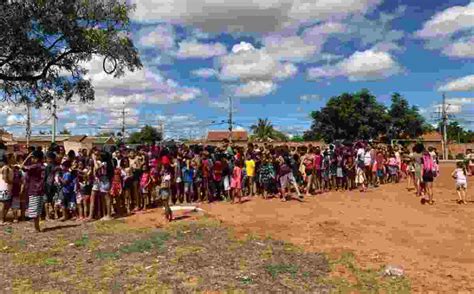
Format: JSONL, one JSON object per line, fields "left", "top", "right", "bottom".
{"left": 196, "top": 163, "right": 474, "bottom": 293}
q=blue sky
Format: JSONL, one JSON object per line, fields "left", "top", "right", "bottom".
{"left": 2, "top": 0, "right": 474, "bottom": 137}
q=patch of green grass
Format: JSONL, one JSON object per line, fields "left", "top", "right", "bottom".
{"left": 324, "top": 251, "right": 411, "bottom": 293}
{"left": 265, "top": 263, "right": 299, "bottom": 279}
{"left": 95, "top": 251, "right": 120, "bottom": 260}
{"left": 44, "top": 257, "right": 61, "bottom": 266}
{"left": 74, "top": 234, "right": 90, "bottom": 247}
{"left": 120, "top": 238, "right": 154, "bottom": 254}
{"left": 120, "top": 231, "right": 170, "bottom": 254}
{"left": 4, "top": 226, "right": 13, "bottom": 234}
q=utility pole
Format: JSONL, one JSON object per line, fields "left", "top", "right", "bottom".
{"left": 121, "top": 102, "right": 126, "bottom": 139}
{"left": 228, "top": 96, "right": 233, "bottom": 144}
{"left": 26, "top": 101, "right": 31, "bottom": 148}
{"left": 52, "top": 95, "right": 57, "bottom": 144}
{"left": 442, "top": 93, "right": 448, "bottom": 160}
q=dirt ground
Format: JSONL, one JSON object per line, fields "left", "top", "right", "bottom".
{"left": 174, "top": 162, "right": 471, "bottom": 293}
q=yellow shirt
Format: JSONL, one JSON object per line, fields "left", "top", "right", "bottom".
{"left": 245, "top": 160, "right": 255, "bottom": 177}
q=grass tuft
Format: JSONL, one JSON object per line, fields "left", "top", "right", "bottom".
{"left": 265, "top": 263, "right": 299, "bottom": 279}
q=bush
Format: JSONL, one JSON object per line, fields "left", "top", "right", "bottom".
{"left": 456, "top": 153, "right": 465, "bottom": 160}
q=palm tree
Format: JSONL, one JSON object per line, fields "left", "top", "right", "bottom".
{"left": 250, "top": 118, "right": 288, "bottom": 142}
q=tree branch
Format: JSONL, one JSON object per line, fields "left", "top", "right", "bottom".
{"left": 0, "top": 49, "right": 79, "bottom": 82}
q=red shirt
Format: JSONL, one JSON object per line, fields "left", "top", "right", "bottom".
{"left": 314, "top": 154, "right": 322, "bottom": 170}
{"left": 161, "top": 155, "right": 170, "bottom": 166}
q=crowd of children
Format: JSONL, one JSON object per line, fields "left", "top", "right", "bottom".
{"left": 0, "top": 140, "right": 470, "bottom": 232}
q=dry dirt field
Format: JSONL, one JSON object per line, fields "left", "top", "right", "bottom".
{"left": 193, "top": 162, "right": 473, "bottom": 293}
{"left": 0, "top": 162, "right": 472, "bottom": 293}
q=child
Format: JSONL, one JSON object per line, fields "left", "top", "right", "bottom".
{"left": 140, "top": 165, "right": 152, "bottom": 209}
{"left": 259, "top": 156, "right": 275, "bottom": 199}
{"left": 355, "top": 148, "right": 367, "bottom": 192}
{"left": 231, "top": 159, "right": 243, "bottom": 204}
{"left": 387, "top": 153, "right": 399, "bottom": 183}
{"left": 20, "top": 151, "right": 46, "bottom": 232}
{"left": 110, "top": 165, "right": 124, "bottom": 214}
{"left": 321, "top": 151, "right": 331, "bottom": 192}
{"left": 76, "top": 161, "right": 91, "bottom": 220}
{"left": 344, "top": 155, "right": 355, "bottom": 190}
{"left": 0, "top": 155, "right": 12, "bottom": 225}
{"left": 9, "top": 155, "right": 22, "bottom": 223}
{"left": 60, "top": 161, "right": 77, "bottom": 221}
{"left": 452, "top": 161, "right": 468, "bottom": 204}
{"left": 182, "top": 159, "right": 194, "bottom": 204}
{"left": 122, "top": 167, "right": 133, "bottom": 214}
{"left": 193, "top": 161, "right": 202, "bottom": 202}
{"left": 159, "top": 165, "right": 173, "bottom": 221}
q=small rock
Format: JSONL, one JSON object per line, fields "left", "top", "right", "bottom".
{"left": 383, "top": 265, "right": 404, "bottom": 277}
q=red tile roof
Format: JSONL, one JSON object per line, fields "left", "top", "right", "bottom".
{"left": 422, "top": 131, "right": 442, "bottom": 141}
{"left": 207, "top": 131, "right": 248, "bottom": 142}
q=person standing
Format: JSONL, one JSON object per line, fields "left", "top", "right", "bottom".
{"left": 20, "top": 151, "right": 46, "bottom": 232}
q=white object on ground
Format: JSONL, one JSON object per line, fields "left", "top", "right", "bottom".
{"left": 164, "top": 206, "right": 205, "bottom": 213}
{"left": 383, "top": 265, "right": 404, "bottom": 277}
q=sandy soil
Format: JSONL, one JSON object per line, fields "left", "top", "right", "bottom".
{"left": 126, "top": 163, "right": 473, "bottom": 293}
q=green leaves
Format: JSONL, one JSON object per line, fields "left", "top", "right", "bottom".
{"left": 0, "top": 0, "right": 142, "bottom": 106}
{"left": 305, "top": 90, "right": 424, "bottom": 143}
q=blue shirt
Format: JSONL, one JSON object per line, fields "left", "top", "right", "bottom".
{"left": 182, "top": 167, "right": 194, "bottom": 183}
{"left": 62, "top": 172, "right": 76, "bottom": 194}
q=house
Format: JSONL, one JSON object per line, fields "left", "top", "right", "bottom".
{"left": 207, "top": 130, "right": 248, "bottom": 143}
{"left": 403, "top": 131, "right": 444, "bottom": 157}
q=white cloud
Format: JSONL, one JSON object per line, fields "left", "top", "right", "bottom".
{"left": 446, "top": 97, "right": 474, "bottom": 105}
{"left": 83, "top": 56, "right": 202, "bottom": 106}
{"left": 220, "top": 42, "right": 297, "bottom": 82}
{"left": 234, "top": 81, "right": 277, "bottom": 97}
{"left": 191, "top": 68, "right": 218, "bottom": 79}
{"left": 308, "top": 49, "right": 402, "bottom": 81}
{"left": 416, "top": 2, "right": 474, "bottom": 38}
{"left": 438, "top": 75, "right": 474, "bottom": 92}
{"left": 263, "top": 36, "right": 319, "bottom": 62}
{"left": 442, "top": 37, "right": 474, "bottom": 58}
{"left": 64, "top": 122, "right": 77, "bottom": 129}
{"left": 139, "top": 25, "right": 175, "bottom": 49}
{"left": 176, "top": 41, "right": 227, "bottom": 59}
{"left": 6, "top": 115, "right": 25, "bottom": 126}
{"left": 130, "top": 0, "right": 382, "bottom": 33}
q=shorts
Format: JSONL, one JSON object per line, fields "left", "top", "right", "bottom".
{"left": 336, "top": 167, "right": 344, "bottom": 178}
{"left": 27, "top": 195, "right": 44, "bottom": 218}
{"left": 92, "top": 179, "right": 111, "bottom": 193}
{"left": 223, "top": 176, "right": 230, "bottom": 191}
{"left": 62, "top": 192, "right": 77, "bottom": 210}
{"left": 141, "top": 187, "right": 149, "bottom": 194}
{"left": 377, "top": 170, "right": 384, "bottom": 178}
{"left": 184, "top": 182, "right": 194, "bottom": 194}
{"left": 422, "top": 174, "right": 434, "bottom": 183}
{"left": 279, "top": 173, "right": 296, "bottom": 189}
{"left": 355, "top": 167, "right": 365, "bottom": 184}
{"left": 159, "top": 189, "right": 170, "bottom": 201}
{"left": 0, "top": 190, "right": 11, "bottom": 202}
{"left": 11, "top": 196, "right": 20, "bottom": 209}
{"left": 456, "top": 182, "right": 467, "bottom": 190}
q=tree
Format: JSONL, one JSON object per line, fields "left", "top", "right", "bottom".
{"left": 250, "top": 118, "right": 288, "bottom": 142}
{"left": 438, "top": 121, "right": 474, "bottom": 143}
{"left": 127, "top": 125, "right": 162, "bottom": 144}
{"left": 290, "top": 135, "right": 305, "bottom": 142}
{"left": 59, "top": 127, "right": 71, "bottom": 135}
{"left": 386, "top": 93, "right": 427, "bottom": 140}
{"left": 304, "top": 89, "right": 390, "bottom": 142}
{"left": 0, "top": 0, "right": 141, "bottom": 107}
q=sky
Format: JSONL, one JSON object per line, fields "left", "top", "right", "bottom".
{"left": 2, "top": 0, "right": 474, "bottom": 138}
